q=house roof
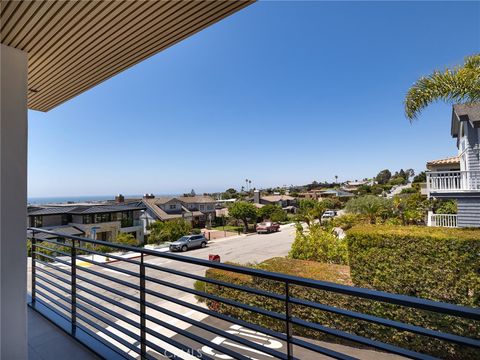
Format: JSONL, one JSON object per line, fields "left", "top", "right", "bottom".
{"left": 1, "top": 0, "right": 254, "bottom": 112}
{"left": 426, "top": 156, "right": 460, "bottom": 170}
{"left": 28, "top": 202, "right": 145, "bottom": 216}
{"left": 30, "top": 225, "right": 84, "bottom": 240}
{"left": 261, "top": 195, "right": 295, "bottom": 202}
{"left": 451, "top": 103, "right": 480, "bottom": 137}
{"left": 148, "top": 196, "right": 216, "bottom": 205}
{"left": 320, "top": 189, "right": 355, "bottom": 197}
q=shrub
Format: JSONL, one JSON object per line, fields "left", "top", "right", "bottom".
{"left": 400, "top": 187, "right": 417, "bottom": 194}
{"left": 198, "top": 257, "right": 478, "bottom": 358}
{"left": 347, "top": 225, "right": 480, "bottom": 306}
{"left": 116, "top": 233, "right": 138, "bottom": 246}
{"left": 147, "top": 219, "right": 192, "bottom": 244}
{"left": 345, "top": 195, "right": 393, "bottom": 224}
{"left": 289, "top": 223, "right": 348, "bottom": 265}
{"left": 192, "top": 228, "right": 202, "bottom": 235}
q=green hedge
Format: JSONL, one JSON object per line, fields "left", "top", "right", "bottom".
{"left": 199, "top": 257, "right": 479, "bottom": 359}
{"left": 347, "top": 225, "right": 480, "bottom": 307}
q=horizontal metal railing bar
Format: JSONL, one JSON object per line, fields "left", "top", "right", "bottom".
{"left": 76, "top": 264, "right": 141, "bottom": 290}
{"left": 73, "top": 256, "right": 140, "bottom": 278}
{"left": 36, "top": 273, "right": 71, "bottom": 296}
{"left": 76, "top": 312, "right": 141, "bottom": 355}
{"left": 144, "top": 327, "right": 215, "bottom": 360}
{"left": 75, "top": 274, "right": 140, "bottom": 304}
{"left": 29, "top": 227, "right": 480, "bottom": 320}
{"left": 144, "top": 284, "right": 288, "bottom": 341}
{"left": 35, "top": 266, "right": 71, "bottom": 286}
{"left": 291, "top": 297, "right": 480, "bottom": 348}
{"left": 33, "top": 251, "right": 71, "bottom": 266}
{"left": 145, "top": 299, "right": 288, "bottom": 360}
{"left": 34, "top": 258, "right": 71, "bottom": 276}
{"left": 35, "top": 243, "right": 71, "bottom": 257}
{"left": 290, "top": 317, "right": 438, "bottom": 360}
{"left": 145, "top": 261, "right": 286, "bottom": 301}
{"left": 76, "top": 294, "right": 141, "bottom": 331}
{"left": 75, "top": 283, "right": 141, "bottom": 317}
{"left": 30, "top": 237, "right": 73, "bottom": 247}
{"left": 76, "top": 245, "right": 142, "bottom": 266}
{"left": 290, "top": 337, "right": 358, "bottom": 360}
{"left": 144, "top": 275, "right": 286, "bottom": 321}
{"left": 76, "top": 302, "right": 141, "bottom": 343}
{"left": 144, "top": 312, "right": 251, "bottom": 360}
{"left": 35, "top": 289, "right": 71, "bottom": 314}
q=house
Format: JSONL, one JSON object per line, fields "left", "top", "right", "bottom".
{"left": 298, "top": 189, "right": 354, "bottom": 200}
{"left": 142, "top": 195, "right": 216, "bottom": 229}
{"left": 253, "top": 190, "right": 297, "bottom": 212}
{"left": 341, "top": 179, "right": 374, "bottom": 192}
{"left": 28, "top": 201, "right": 146, "bottom": 243}
{"left": 426, "top": 104, "right": 480, "bottom": 228}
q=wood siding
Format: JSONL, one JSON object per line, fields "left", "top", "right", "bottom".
{"left": 457, "top": 198, "right": 480, "bottom": 228}
{"left": 0, "top": 0, "right": 254, "bottom": 112}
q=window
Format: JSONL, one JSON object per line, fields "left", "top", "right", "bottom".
{"left": 31, "top": 216, "right": 43, "bottom": 227}
{"left": 169, "top": 204, "right": 176, "bottom": 210}
{"left": 94, "top": 213, "right": 111, "bottom": 223}
{"left": 61, "top": 214, "right": 72, "bottom": 225}
{"left": 199, "top": 205, "right": 205, "bottom": 211}
{"left": 83, "top": 215, "right": 93, "bottom": 224}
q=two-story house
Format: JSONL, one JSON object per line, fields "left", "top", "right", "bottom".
{"left": 253, "top": 190, "right": 297, "bottom": 213}
{"left": 426, "top": 103, "right": 480, "bottom": 228}
{"left": 28, "top": 201, "right": 146, "bottom": 243}
{"left": 142, "top": 195, "right": 216, "bottom": 229}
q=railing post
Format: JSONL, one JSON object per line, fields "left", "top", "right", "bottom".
{"left": 31, "top": 230, "right": 36, "bottom": 304}
{"left": 285, "top": 282, "right": 293, "bottom": 360}
{"left": 71, "top": 238, "right": 77, "bottom": 334}
{"left": 140, "top": 252, "right": 147, "bottom": 359}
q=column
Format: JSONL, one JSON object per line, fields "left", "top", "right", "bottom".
{"left": 0, "top": 44, "right": 28, "bottom": 359}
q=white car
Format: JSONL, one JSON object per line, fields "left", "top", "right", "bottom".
{"left": 321, "top": 210, "right": 336, "bottom": 220}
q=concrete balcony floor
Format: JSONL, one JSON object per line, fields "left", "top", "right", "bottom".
{"left": 28, "top": 307, "right": 99, "bottom": 360}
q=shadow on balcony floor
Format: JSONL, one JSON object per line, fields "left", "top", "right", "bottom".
{"left": 28, "top": 307, "right": 100, "bottom": 360}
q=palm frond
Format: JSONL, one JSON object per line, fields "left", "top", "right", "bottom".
{"left": 404, "top": 54, "right": 480, "bottom": 120}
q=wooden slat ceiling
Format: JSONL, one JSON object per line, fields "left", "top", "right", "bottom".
{"left": 0, "top": 0, "right": 254, "bottom": 112}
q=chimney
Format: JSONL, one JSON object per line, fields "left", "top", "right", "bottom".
{"left": 143, "top": 193, "right": 155, "bottom": 199}
{"left": 115, "top": 194, "right": 125, "bottom": 203}
{"left": 253, "top": 190, "right": 260, "bottom": 204}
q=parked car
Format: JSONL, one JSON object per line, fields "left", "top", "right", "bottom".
{"left": 256, "top": 222, "right": 280, "bottom": 234}
{"left": 321, "top": 210, "right": 336, "bottom": 220}
{"left": 169, "top": 234, "right": 207, "bottom": 252}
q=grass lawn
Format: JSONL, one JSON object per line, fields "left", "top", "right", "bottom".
{"left": 211, "top": 225, "right": 244, "bottom": 233}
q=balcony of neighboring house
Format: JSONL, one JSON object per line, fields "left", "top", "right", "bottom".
{"left": 426, "top": 170, "right": 480, "bottom": 193}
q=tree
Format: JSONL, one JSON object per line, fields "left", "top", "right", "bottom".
{"left": 258, "top": 204, "right": 287, "bottom": 222}
{"left": 392, "top": 193, "right": 429, "bottom": 225}
{"left": 228, "top": 201, "right": 258, "bottom": 233}
{"left": 116, "top": 233, "right": 138, "bottom": 246}
{"left": 404, "top": 54, "right": 480, "bottom": 120}
{"left": 375, "top": 169, "right": 392, "bottom": 185}
{"left": 413, "top": 171, "right": 426, "bottom": 183}
{"left": 148, "top": 219, "right": 192, "bottom": 244}
{"left": 345, "top": 195, "right": 392, "bottom": 224}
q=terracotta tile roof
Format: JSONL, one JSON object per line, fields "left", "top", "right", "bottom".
{"left": 261, "top": 195, "right": 295, "bottom": 202}
{"left": 426, "top": 156, "right": 460, "bottom": 167}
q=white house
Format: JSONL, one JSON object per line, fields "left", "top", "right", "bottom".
{"left": 426, "top": 104, "right": 480, "bottom": 228}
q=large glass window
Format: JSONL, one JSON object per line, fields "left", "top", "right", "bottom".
{"left": 95, "top": 213, "right": 111, "bottom": 223}
{"left": 31, "top": 216, "right": 43, "bottom": 227}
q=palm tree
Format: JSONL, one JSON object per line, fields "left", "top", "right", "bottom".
{"left": 335, "top": 175, "right": 338, "bottom": 184}
{"left": 404, "top": 54, "right": 480, "bottom": 120}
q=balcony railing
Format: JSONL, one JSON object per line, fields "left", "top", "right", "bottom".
{"left": 427, "top": 170, "right": 480, "bottom": 192}
{"left": 27, "top": 228, "right": 480, "bottom": 360}
{"left": 427, "top": 212, "right": 458, "bottom": 228}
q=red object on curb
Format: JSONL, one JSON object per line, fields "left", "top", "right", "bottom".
{"left": 209, "top": 254, "right": 221, "bottom": 262}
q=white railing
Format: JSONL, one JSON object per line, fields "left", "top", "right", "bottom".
{"left": 426, "top": 170, "right": 480, "bottom": 192}
{"left": 427, "top": 212, "right": 458, "bottom": 228}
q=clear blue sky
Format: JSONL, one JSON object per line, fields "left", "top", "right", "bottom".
{"left": 28, "top": 1, "right": 480, "bottom": 197}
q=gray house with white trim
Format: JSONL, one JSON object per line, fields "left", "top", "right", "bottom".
{"left": 426, "top": 104, "right": 480, "bottom": 228}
